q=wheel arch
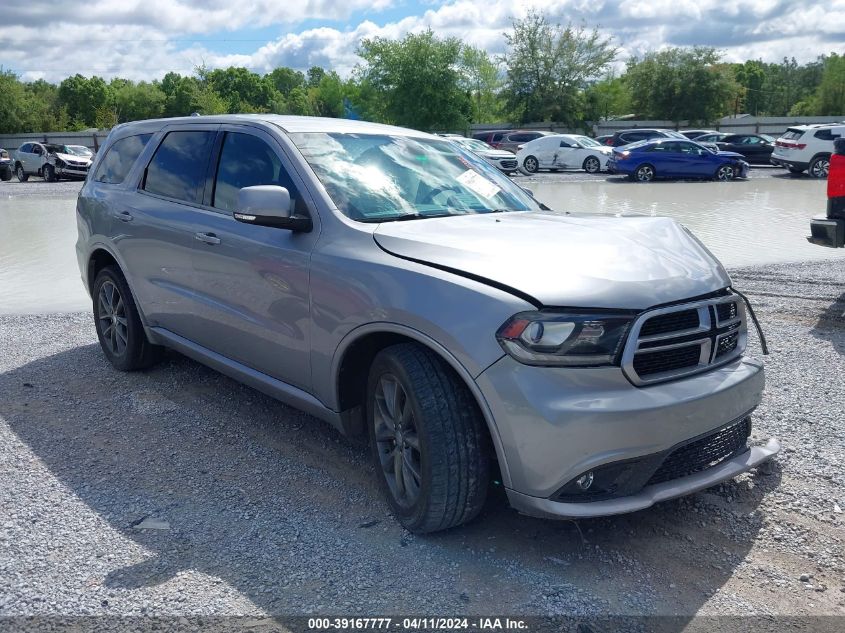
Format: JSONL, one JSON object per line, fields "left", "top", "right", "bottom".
{"left": 86, "top": 245, "right": 155, "bottom": 338}
{"left": 332, "top": 323, "right": 512, "bottom": 486}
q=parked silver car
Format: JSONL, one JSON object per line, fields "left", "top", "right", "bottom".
{"left": 76, "top": 115, "right": 780, "bottom": 533}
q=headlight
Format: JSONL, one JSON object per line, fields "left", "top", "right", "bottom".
{"left": 496, "top": 311, "right": 633, "bottom": 367}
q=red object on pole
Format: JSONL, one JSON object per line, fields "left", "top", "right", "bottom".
{"left": 828, "top": 153, "right": 845, "bottom": 200}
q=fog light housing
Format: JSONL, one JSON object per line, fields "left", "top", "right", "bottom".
{"left": 576, "top": 472, "right": 594, "bottom": 490}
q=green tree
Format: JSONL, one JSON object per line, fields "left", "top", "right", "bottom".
{"left": 815, "top": 53, "right": 845, "bottom": 115}
{"left": 308, "top": 71, "right": 345, "bottom": 118}
{"left": 503, "top": 11, "right": 616, "bottom": 124}
{"left": 626, "top": 47, "right": 739, "bottom": 123}
{"left": 357, "top": 30, "right": 471, "bottom": 131}
{"left": 459, "top": 46, "right": 503, "bottom": 123}
{"left": 584, "top": 75, "right": 631, "bottom": 121}
{"left": 57, "top": 74, "right": 112, "bottom": 127}
{"left": 306, "top": 66, "right": 326, "bottom": 88}
{"left": 205, "top": 66, "right": 278, "bottom": 113}
{"left": 112, "top": 80, "right": 166, "bottom": 122}
{"left": 734, "top": 60, "right": 766, "bottom": 115}
{"left": 267, "top": 67, "right": 306, "bottom": 95}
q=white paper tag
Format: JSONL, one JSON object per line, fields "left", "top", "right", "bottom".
{"left": 456, "top": 169, "right": 500, "bottom": 199}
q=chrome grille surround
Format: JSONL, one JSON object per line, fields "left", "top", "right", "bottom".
{"left": 621, "top": 293, "right": 747, "bottom": 386}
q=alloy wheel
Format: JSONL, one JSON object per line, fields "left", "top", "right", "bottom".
{"left": 16, "top": 166, "right": 24, "bottom": 181}
{"left": 373, "top": 374, "right": 422, "bottom": 508}
{"left": 523, "top": 157, "right": 538, "bottom": 173}
{"left": 810, "top": 157, "right": 830, "bottom": 179}
{"left": 716, "top": 165, "right": 735, "bottom": 181}
{"left": 97, "top": 280, "right": 129, "bottom": 357}
{"left": 636, "top": 165, "right": 654, "bottom": 182}
{"left": 584, "top": 157, "right": 600, "bottom": 173}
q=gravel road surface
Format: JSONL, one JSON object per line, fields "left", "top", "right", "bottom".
{"left": 1, "top": 258, "right": 844, "bottom": 628}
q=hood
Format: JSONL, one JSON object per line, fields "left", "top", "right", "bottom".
{"left": 716, "top": 150, "right": 745, "bottom": 159}
{"left": 373, "top": 212, "right": 730, "bottom": 310}
{"left": 479, "top": 149, "right": 516, "bottom": 159}
{"left": 54, "top": 152, "right": 91, "bottom": 163}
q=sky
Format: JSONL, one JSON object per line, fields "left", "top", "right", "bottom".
{"left": 1, "top": 0, "right": 843, "bottom": 83}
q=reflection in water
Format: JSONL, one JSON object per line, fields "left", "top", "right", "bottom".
{"left": 2, "top": 178, "right": 844, "bottom": 315}
{"left": 528, "top": 177, "right": 845, "bottom": 268}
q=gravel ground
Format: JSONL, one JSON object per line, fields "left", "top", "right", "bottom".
{"left": 1, "top": 258, "right": 843, "bottom": 628}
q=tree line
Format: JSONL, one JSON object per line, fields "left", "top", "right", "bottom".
{"left": 0, "top": 10, "right": 842, "bottom": 135}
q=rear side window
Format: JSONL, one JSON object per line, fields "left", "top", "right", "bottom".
{"left": 19, "top": 143, "right": 31, "bottom": 153}
{"left": 212, "top": 132, "right": 301, "bottom": 213}
{"left": 143, "top": 131, "right": 215, "bottom": 204}
{"left": 814, "top": 128, "right": 842, "bottom": 141}
{"left": 94, "top": 134, "right": 152, "bottom": 184}
{"left": 491, "top": 133, "right": 504, "bottom": 142}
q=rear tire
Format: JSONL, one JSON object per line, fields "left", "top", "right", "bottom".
{"left": 15, "top": 164, "right": 28, "bottom": 182}
{"left": 635, "top": 164, "right": 655, "bottom": 182}
{"left": 92, "top": 266, "right": 163, "bottom": 371}
{"left": 809, "top": 155, "right": 830, "bottom": 179}
{"left": 367, "top": 343, "right": 489, "bottom": 533}
{"left": 583, "top": 156, "right": 601, "bottom": 174}
{"left": 521, "top": 156, "right": 539, "bottom": 174}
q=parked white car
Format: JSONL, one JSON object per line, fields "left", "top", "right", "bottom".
{"left": 448, "top": 137, "right": 520, "bottom": 174}
{"left": 516, "top": 134, "right": 612, "bottom": 175}
{"left": 771, "top": 123, "right": 845, "bottom": 178}
{"left": 12, "top": 141, "right": 93, "bottom": 182}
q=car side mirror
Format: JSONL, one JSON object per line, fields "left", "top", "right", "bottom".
{"left": 233, "top": 185, "right": 311, "bottom": 232}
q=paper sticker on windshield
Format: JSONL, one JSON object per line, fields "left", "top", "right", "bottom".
{"left": 456, "top": 169, "right": 500, "bottom": 199}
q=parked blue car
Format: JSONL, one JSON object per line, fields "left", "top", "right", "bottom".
{"left": 607, "top": 138, "right": 750, "bottom": 182}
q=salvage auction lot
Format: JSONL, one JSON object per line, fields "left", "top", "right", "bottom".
{"left": 1, "top": 175, "right": 844, "bottom": 623}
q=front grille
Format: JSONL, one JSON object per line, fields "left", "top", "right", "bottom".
{"left": 633, "top": 345, "right": 701, "bottom": 376}
{"left": 647, "top": 418, "right": 752, "bottom": 485}
{"left": 639, "top": 309, "right": 699, "bottom": 336}
{"left": 622, "top": 293, "right": 746, "bottom": 386}
{"left": 500, "top": 160, "right": 518, "bottom": 169}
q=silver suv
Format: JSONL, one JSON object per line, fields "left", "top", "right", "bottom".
{"left": 76, "top": 115, "right": 780, "bottom": 533}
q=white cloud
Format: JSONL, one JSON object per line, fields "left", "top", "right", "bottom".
{"left": 1, "top": 0, "right": 842, "bottom": 83}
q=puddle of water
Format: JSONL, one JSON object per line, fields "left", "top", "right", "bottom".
{"left": 528, "top": 177, "right": 845, "bottom": 268}
{"left": 0, "top": 194, "right": 89, "bottom": 314}
{"left": 1, "top": 177, "right": 844, "bottom": 314}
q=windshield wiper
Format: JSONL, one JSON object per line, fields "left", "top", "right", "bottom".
{"left": 358, "top": 211, "right": 457, "bottom": 223}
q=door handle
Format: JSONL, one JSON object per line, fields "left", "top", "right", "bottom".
{"left": 112, "top": 210, "right": 134, "bottom": 222}
{"left": 194, "top": 232, "right": 221, "bottom": 245}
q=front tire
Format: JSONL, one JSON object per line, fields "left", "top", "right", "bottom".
{"left": 809, "top": 155, "right": 830, "bottom": 179}
{"left": 367, "top": 343, "right": 489, "bottom": 533}
{"left": 44, "top": 164, "right": 56, "bottom": 182}
{"left": 15, "top": 164, "right": 28, "bottom": 182}
{"left": 635, "top": 164, "right": 655, "bottom": 182}
{"left": 92, "top": 266, "right": 163, "bottom": 371}
{"left": 0, "top": 165, "right": 11, "bottom": 181}
{"left": 715, "top": 164, "right": 736, "bottom": 181}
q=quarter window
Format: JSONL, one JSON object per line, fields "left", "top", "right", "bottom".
{"left": 94, "top": 134, "right": 152, "bottom": 184}
{"left": 143, "top": 131, "right": 215, "bottom": 204}
{"left": 212, "top": 132, "right": 301, "bottom": 213}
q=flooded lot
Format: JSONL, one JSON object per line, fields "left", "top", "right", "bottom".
{"left": 1, "top": 174, "right": 844, "bottom": 314}
{"left": 528, "top": 175, "right": 845, "bottom": 268}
